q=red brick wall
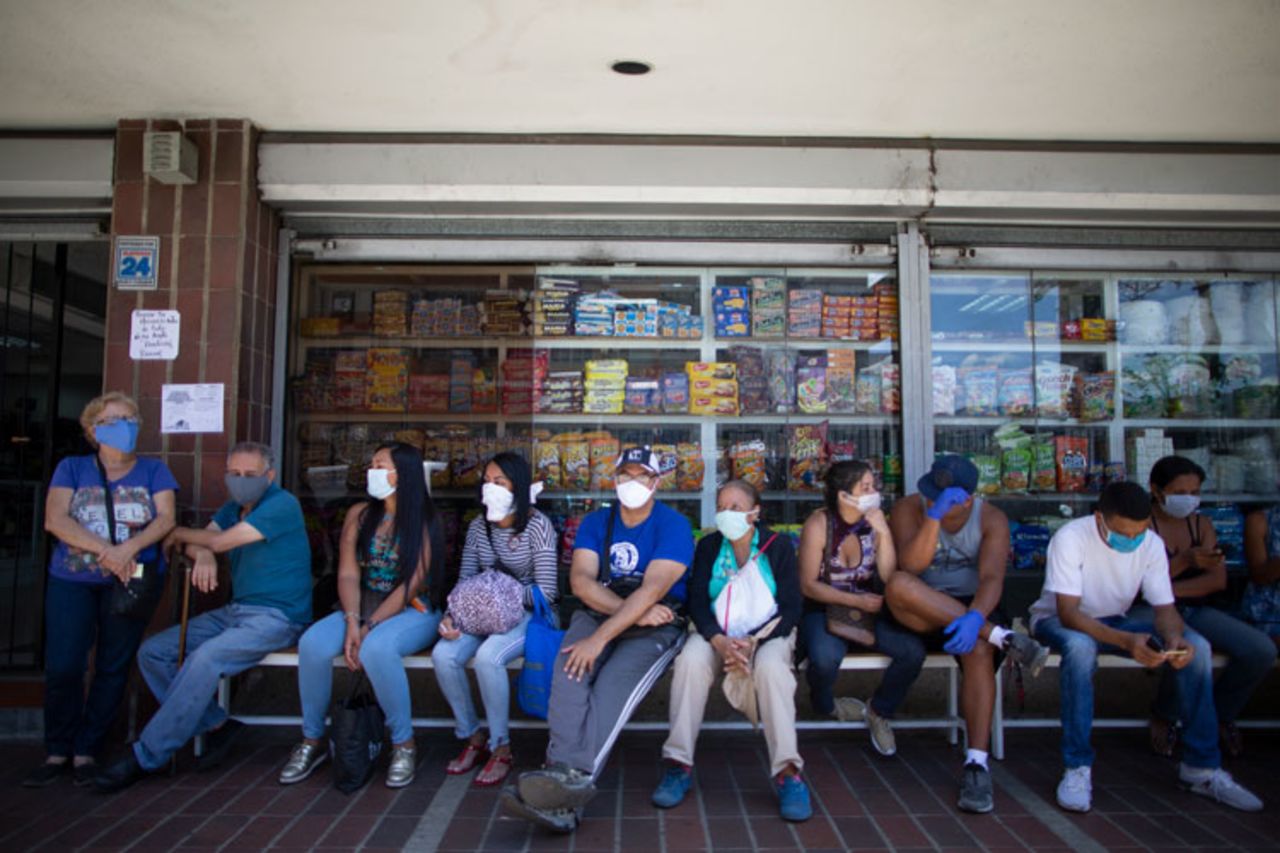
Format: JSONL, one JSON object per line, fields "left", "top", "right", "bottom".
{"left": 106, "top": 119, "right": 280, "bottom": 522}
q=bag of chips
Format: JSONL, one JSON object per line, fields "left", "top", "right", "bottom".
{"left": 533, "top": 438, "right": 561, "bottom": 490}
{"left": 560, "top": 437, "right": 591, "bottom": 491}
{"left": 973, "top": 454, "right": 1001, "bottom": 495}
{"left": 1001, "top": 446, "right": 1032, "bottom": 493}
{"left": 787, "top": 422, "right": 828, "bottom": 492}
{"left": 999, "top": 369, "right": 1034, "bottom": 417}
{"left": 731, "top": 440, "right": 768, "bottom": 489}
{"left": 1032, "top": 440, "right": 1057, "bottom": 491}
{"left": 676, "top": 443, "right": 705, "bottom": 491}
{"left": 588, "top": 435, "right": 620, "bottom": 491}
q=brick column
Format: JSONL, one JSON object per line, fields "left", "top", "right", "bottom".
{"left": 106, "top": 118, "right": 280, "bottom": 521}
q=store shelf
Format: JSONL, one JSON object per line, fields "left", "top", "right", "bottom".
{"left": 298, "top": 335, "right": 703, "bottom": 351}
{"left": 537, "top": 491, "right": 703, "bottom": 501}
{"left": 935, "top": 416, "right": 1111, "bottom": 428}
{"left": 930, "top": 340, "right": 1109, "bottom": 354}
{"left": 1119, "top": 343, "right": 1278, "bottom": 356}
{"left": 759, "top": 491, "right": 902, "bottom": 501}
{"left": 1123, "top": 419, "right": 1280, "bottom": 429}
{"left": 295, "top": 412, "right": 504, "bottom": 424}
{"left": 716, "top": 336, "right": 898, "bottom": 351}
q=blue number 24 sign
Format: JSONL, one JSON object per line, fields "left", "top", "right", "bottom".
{"left": 114, "top": 236, "right": 160, "bottom": 290}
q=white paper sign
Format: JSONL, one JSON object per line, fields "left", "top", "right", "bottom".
{"left": 162, "top": 383, "right": 224, "bottom": 434}
{"left": 129, "top": 310, "right": 180, "bottom": 360}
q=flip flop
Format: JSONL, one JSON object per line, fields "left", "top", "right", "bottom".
{"left": 473, "top": 751, "right": 514, "bottom": 787}
{"left": 446, "top": 742, "right": 489, "bottom": 775}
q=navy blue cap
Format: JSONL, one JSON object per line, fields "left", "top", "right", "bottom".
{"left": 917, "top": 454, "right": 979, "bottom": 501}
{"left": 616, "top": 445, "right": 661, "bottom": 475}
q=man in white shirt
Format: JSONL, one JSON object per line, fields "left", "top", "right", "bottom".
{"left": 1030, "top": 481, "right": 1262, "bottom": 814}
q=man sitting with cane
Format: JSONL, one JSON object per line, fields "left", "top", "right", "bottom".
{"left": 94, "top": 442, "right": 313, "bottom": 791}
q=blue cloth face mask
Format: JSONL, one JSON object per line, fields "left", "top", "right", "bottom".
{"left": 94, "top": 419, "right": 139, "bottom": 453}
{"left": 1101, "top": 518, "right": 1146, "bottom": 553}
{"left": 225, "top": 473, "right": 271, "bottom": 507}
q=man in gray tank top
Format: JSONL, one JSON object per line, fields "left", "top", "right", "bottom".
{"left": 885, "top": 455, "right": 1049, "bottom": 815}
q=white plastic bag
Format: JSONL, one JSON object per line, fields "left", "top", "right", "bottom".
{"left": 713, "top": 556, "right": 779, "bottom": 639}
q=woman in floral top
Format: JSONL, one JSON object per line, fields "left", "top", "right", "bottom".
{"left": 281, "top": 442, "right": 446, "bottom": 789}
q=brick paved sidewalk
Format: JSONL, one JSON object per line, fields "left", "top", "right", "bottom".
{"left": 1, "top": 729, "right": 1276, "bottom": 852}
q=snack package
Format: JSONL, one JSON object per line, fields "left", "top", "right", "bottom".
{"left": 560, "top": 437, "right": 591, "bottom": 491}
{"left": 731, "top": 439, "right": 768, "bottom": 489}
{"left": 1035, "top": 362, "right": 1078, "bottom": 419}
{"left": 1077, "top": 372, "right": 1116, "bottom": 422}
{"left": 1001, "top": 446, "right": 1032, "bottom": 493}
{"left": 1032, "top": 440, "right": 1057, "bottom": 491}
{"left": 880, "top": 362, "right": 901, "bottom": 414}
{"left": 787, "top": 421, "right": 829, "bottom": 492}
{"left": 686, "top": 362, "right": 737, "bottom": 381}
{"left": 653, "top": 443, "right": 679, "bottom": 491}
{"left": 533, "top": 439, "right": 561, "bottom": 490}
{"left": 856, "top": 366, "right": 882, "bottom": 414}
{"left": 999, "top": 369, "right": 1035, "bottom": 417}
{"left": 973, "top": 454, "right": 1001, "bottom": 495}
{"left": 1121, "top": 365, "right": 1167, "bottom": 418}
{"left": 661, "top": 372, "right": 690, "bottom": 413}
{"left": 623, "top": 379, "right": 661, "bottom": 415}
{"left": 452, "top": 439, "right": 484, "bottom": 488}
{"left": 796, "top": 366, "right": 827, "bottom": 413}
{"left": 588, "top": 435, "right": 620, "bottom": 491}
{"left": 423, "top": 435, "right": 453, "bottom": 490}
{"left": 959, "top": 368, "right": 1000, "bottom": 416}
{"left": 676, "top": 443, "right": 705, "bottom": 491}
{"left": 1054, "top": 435, "right": 1089, "bottom": 493}
{"left": 766, "top": 349, "right": 797, "bottom": 413}
{"left": 932, "top": 364, "right": 957, "bottom": 416}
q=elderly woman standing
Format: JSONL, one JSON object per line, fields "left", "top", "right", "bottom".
{"left": 22, "top": 392, "right": 178, "bottom": 787}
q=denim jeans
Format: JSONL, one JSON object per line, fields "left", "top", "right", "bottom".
{"left": 1034, "top": 611, "right": 1219, "bottom": 770}
{"left": 43, "top": 577, "right": 148, "bottom": 759}
{"left": 1154, "top": 604, "right": 1278, "bottom": 725}
{"left": 297, "top": 607, "right": 442, "bottom": 745}
{"left": 432, "top": 612, "right": 531, "bottom": 750}
{"left": 134, "top": 603, "right": 304, "bottom": 770}
{"left": 800, "top": 609, "right": 926, "bottom": 718}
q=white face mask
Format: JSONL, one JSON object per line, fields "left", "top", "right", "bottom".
{"left": 616, "top": 479, "right": 654, "bottom": 510}
{"left": 715, "top": 509, "right": 755, "bottom": 541}
{"left": 839, "top": 491, "right": 881, "bottom": 513}
{"left": 482, "top": 482, "right": 515, "bottom": 521}
{"left": 366, "top": 468, "right": 396, "bottom": 500}
{"left": 1162, "top": 493, "right": 1200, "bottom": 519}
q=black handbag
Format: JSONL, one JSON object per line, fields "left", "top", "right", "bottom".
{"left": 330, "top": 673, "right": 385, "bottom": 794}
{"left": 97, "top": 457, "right": 165, "bottom": 621}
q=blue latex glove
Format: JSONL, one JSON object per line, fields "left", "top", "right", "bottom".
{"left": 926, "top": 486, "right": 970, "bottom": 521}
{"left": 943, "top": 610, "right": 984, "bottom": 654}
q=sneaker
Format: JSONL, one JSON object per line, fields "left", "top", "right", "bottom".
{"left": 1220, "top": 722, "right": 1243, "bottom": 759}
{"left": 957, "top": 762, "right": 994, "bottom": 813}
{"left": 832, "top": 697, "right": 867, "bottom": 722}
{"left": 21, "top": 760, "right": 69, "bottom": 788}
{"left": 651, "top": 762, "right": 693, "bottom": 808}
{"left": 1179, "top": 765, "right": 1263, "bottom": 812}
{"left": 1056, "top": 766, "right": 1092, "bottom": 813}
{"left": 92, "top": 752, "right": 151, "bottom": 794}
{"left": 278, "top": 742, "right": 329, "bottom": 785}
{"left": 385, "top": 745, "right": 416, "bottom": 788}
{"left": 865, "top": 704, "right": 896, "bottom": 757}
{"left": 1003, "top": 632, "right": 1050, "bottom": 678}
{"left": 775, "top": 773, "right": 812, "bottom": 822}
{"left": 518, "top": 764, "right": 597, "bottom": 811}
{"left": 500, "top": 788, "right": 580, "bottom": 834}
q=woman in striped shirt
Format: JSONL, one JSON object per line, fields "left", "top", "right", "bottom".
{"left": 432, "top": 452, "right": 559, "bottom": 786}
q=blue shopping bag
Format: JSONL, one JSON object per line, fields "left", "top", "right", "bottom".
{"left": 517, "top": 586, "right": 565, "bottom": 719}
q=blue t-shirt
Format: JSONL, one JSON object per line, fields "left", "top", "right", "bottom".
{"left": 213, "top": 484, "right": 313, "bottom": 625}
{"left": 48, "top": 455, "right": 179, "bottom": 585}
{"left": 573, "top": 501, "right": 695, "bottom": 603}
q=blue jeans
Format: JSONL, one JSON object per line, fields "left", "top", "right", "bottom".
{"left": 1034, "top": 611, "right": 1219, "bottom": 770}
{"left": 1154, "top": 604, "right": 1277, "bottom": 725}
{"left": 134, "top": 603, "right": 304, "bottom": 770}
{"left": 800, "top": 609, "right": 926, "bottom": 718}
{"left": 43, "top": 577, "right": 148, "bottom": 759}
{"left": 297, "top": 608, "right": 442, "bottom": 744}
{"left": 432, "top": 612, "right": 532, "bottom": 750}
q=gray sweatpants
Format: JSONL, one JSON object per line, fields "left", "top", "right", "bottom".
{"left": 545, "top": 609, "right": 685, "bottom": 778}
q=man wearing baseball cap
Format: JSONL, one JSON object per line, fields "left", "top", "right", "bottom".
{"left": 503, "top": 445, "right": 695, "bottom": 833}
{"left": 885, "top": 454, "right": 1048, "bottom": 815}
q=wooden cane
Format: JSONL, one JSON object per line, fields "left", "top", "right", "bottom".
{"left": 170, "top": 558, "right": 193, "bottom": 776}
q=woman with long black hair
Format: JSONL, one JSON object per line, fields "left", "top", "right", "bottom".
{"left": 280, "top": 441, "right": 447, "bottom": 789}
{"left": 433, "top": 451, "right": 558, "bottom": 787}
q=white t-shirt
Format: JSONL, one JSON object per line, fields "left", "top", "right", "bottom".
{"left": 1029, "top": 515, "right": 1174, "bottom": 629}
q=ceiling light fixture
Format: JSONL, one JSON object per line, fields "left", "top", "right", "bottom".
{"left": 611, "top": 60, "right": 652, "bottom": 76}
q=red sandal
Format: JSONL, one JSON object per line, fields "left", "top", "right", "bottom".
{"left": 446, "top": 741, "right": 489, "bottom": 775}
{"left": 472, "top": 750, "right": 513, "bottom": 787}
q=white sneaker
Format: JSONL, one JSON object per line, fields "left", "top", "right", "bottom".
{"left": 1178, "top": 765, "right": 1263, "bottom": 812}
{"left": 1056, "top": 766, "right": 1092, "bottom": 812}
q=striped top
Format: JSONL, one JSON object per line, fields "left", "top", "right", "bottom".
{"left": 459, "top": 509, "right": 560, "bottom": 609}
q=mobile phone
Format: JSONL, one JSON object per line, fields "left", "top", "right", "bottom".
{"left": 1145, "top": 635, "right": 1165, "bottom": 654}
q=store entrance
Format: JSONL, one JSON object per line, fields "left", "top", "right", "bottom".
{"left": 0, "top": 241, "right": 109, "bottom": 669}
